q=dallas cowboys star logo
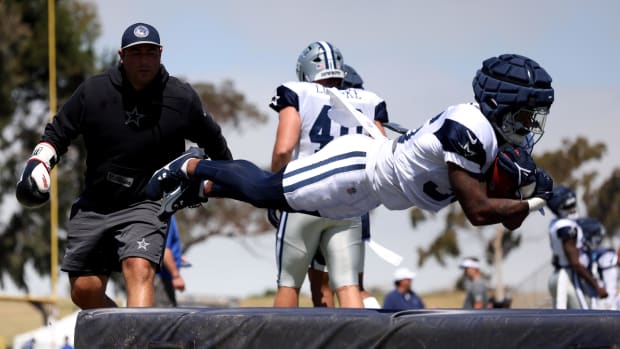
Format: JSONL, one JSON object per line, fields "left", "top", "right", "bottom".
{"left": 459, "top": 142, "right": 476, "bottom": 157}
{"left": 136, "top": 238, "right": 150, "bottom": 251}
{"left": 125, "top": 106, "right": 146, "bottom": 127}
{"left": 458, "top": 130, "right": 478, "bottom": 157}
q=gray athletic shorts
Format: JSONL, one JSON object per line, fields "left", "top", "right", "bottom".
{"left": 61, "top": 199, "right": 168, "bottom": 276}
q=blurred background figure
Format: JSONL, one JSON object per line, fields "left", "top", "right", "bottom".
{"left": 383, "top": 267, "right": 425, "bottom": 310}
{"left": 21, "top": 338, "right": 35, "bottom": 349}
{"left": 547, "top": 186, "right": 607, "bottom": 309}
{"left": 577, "top": 217, "right": 618, "bottom": 310}
{"left": 460, "top": 257, "right": 488, "bottom": 309}
{"left": 61, "top": 335, "right": 74, "bottom": 349}
{"left": 341, "top": 64, "right": 364, "bottom": 89}
{"left": 154, "top": 215, "right": 187, "bottom": 307}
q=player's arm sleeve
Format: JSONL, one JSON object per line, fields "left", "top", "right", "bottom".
{"left": 556, "top": 226, "right": 578, "bottom": 240}
{"left": 269, "top": 85, "right": 299, "bottom": 113}
{"left": 40, "top": 83, "right": 87, "bottom": 158}
{"left": 373, "top": 101, "right": 389, "bottom": 123}
{"left": 434, "top": 119, "right": 488, "bottom": 175}
{"left": 188, "top": 89, "right": 233, "bottom": 161}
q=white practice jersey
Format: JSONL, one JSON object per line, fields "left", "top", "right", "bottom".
{"left": 270, "top": 81, "right": 388, "bottom": 158}
{"left": 270, "top": 81, "right": 388, "bottom": 286}
{"left": 549, "top": 218, "right": 583, "bottom": 268}
{"left": 367, "top": 103, "right": 498, "bottom": 212}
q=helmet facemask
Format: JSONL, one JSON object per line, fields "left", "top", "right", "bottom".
{"left": 557, "top": 197, "right": 577, "bottom": 218}
{"left": 472, "top": 54, "right": 554, "bottom": 148}
{"left": 585, "top": 234, "right": 604, "bottom": 251}
{"left": 497, "top": 105, "right": 549, "bottom": 146}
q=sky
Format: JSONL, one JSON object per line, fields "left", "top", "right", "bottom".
{"left": 6, "top": 0, "right": 620, "bottom": 301}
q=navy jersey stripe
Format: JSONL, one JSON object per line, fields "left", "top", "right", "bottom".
{"left": 434, "top": 118, "right": 487, "bottom": 169}
{"left": 556, "top": 225, "right": 578, "bottom": 240}
{"left": 269, "top": 85, "right": 299, "bottom": 112}
{"left": 374, "top": 101, "right": 389, "bottom": 123}
{"left": 284, "top": 151, "right": 366, "bottom": 178}
{"left": 283, "top": 164, "right": 366, "bottom": 193}
{"left": 361, "top": 213, "right": 371, "bottom": 240}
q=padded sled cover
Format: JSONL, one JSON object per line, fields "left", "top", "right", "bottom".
{"left": 74, "top": 307, "right": 620, "bottom": 348}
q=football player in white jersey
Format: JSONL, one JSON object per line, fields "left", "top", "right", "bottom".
{"left": 302, "top": 64, "right": 382, "bottom": 309}
{"left": 268, "top": 42, "right": 387, "bottom": 308}
{"left": 577, "top": 217, "right": 617, "bottom": 310}
{"left": 547, "top": 186, "right": 608, "bottom": 309}
{"left": 147, "top": 54, "right": 555, "bottom": 245}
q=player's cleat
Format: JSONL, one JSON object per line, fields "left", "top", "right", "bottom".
{"left": 159, "top": 180, "right": 208, "bottom": 216}
{"left": 146, "top": 147, "right": 206, "bottom": 201}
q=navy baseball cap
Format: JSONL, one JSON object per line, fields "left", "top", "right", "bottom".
{"left": 121, "top": 22, "right": 162, "bottom": 50}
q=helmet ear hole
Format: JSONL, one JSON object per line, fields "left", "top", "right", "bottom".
{"left": 486, "top": 97, "right": 498, "bottom": 109}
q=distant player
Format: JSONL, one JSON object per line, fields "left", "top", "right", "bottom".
{"left": 547, "top": 186, "right": 608, "bottom": 309}
{"left": 148, "top": 54, "right": 555, "bottom": 235}
{"left": 577, "top": 217, "right": 617, "bottom": 310}
{"left": 268, "top": 42, "right": 388, "bottom": 308}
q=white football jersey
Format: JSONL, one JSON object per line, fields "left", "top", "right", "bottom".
{"left": 270, "top": 81, "right": 388, "bottom": 159}
{"left": 367, "top": 103, "right": 498, "bottom": 212}
{"left": 549, "top": 218, "right": 583, "bottom": 268}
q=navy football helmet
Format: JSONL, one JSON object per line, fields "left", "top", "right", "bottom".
{"left": 296, "top": 41, "right": 345, "bottom": 82}
{"left": 473, "top": 54, "right": 554, "bottom": 146}
{"left": 546, "top": 186, "right": 577, "bottom": 218}
{"left": 341, "top": 64, "right": 364, "bottom": 89}
{"left": 577, "top": 217, "right": 605, "bottom": 251}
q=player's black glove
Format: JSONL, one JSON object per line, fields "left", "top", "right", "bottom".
{"left": 16, "top": 143, "right": 57, "bottom": 208}
{"left": 267, "top": 208, "right": 282, "bottom": 228}
{"left": 496, "top": 145, "right": 536, "bottom": 187}
{"left": 533, "top": 168, "right": 553, "bottom": 201}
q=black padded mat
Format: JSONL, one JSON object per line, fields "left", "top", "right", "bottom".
{"left": 74, "top": 307, "right": 620, "bottom": 348}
